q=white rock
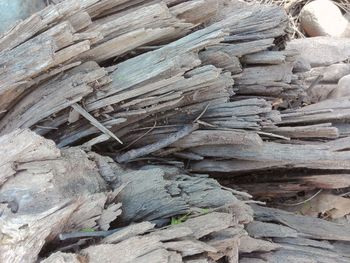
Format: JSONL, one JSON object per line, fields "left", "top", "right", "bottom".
{"left": 328, "top": 74, "right": 350, "bottom": 99}
{"left": 300, "top": 0, "right": 350, "bottom": 37}
{"left": 345, "top": 12, "right": 350, "bottom": 22}
{"left": 301, "top": 64, "right": 350, "bottom": 83}
{"left": 287, "top": 37, "right": 350, "bottom": 67}
{"left": 293, "top": 57, "right": 311, "bottom": 73}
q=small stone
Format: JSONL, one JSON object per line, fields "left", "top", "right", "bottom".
{"left": 300, "top": 0, "right": 350, "bottom": 37}
{"left": 293, "top": 57, "right": 311, "bottom": 73}
{"left": 328, "top": 74, "right": 350, "bottom": 99}
{"left": 287, "top": 37, "right": 350, "bottom": 67}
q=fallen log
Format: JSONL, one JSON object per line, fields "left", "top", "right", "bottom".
{"left": 2, "top": 130, "right": 349, "bottom": 263}
{"left": 0, "top": 0, "right": 341, "bottom": 199}
{"left": 0, "top": 129, "right": 253, "bottom": 262}
{"left": 2, "top": 2, "right": 350, "bottom": 262}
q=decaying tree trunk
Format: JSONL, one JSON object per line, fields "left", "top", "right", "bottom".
{"left": 2, "top": 1, "right": 350, "bottom": 262}
{"left": 0, "top": 129, "right": 253, "bottom": 262}
{"left": 2, "top": 129, "right": 349, "bottom": 263}
{"left": 0, "top": 129, "right": 119, "bottom": 263}
{"left": 0, "top": 0, "right": 294, "bottom": 145}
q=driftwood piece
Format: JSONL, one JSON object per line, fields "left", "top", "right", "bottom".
{"left": 0, "top": 129, "right": 255, "bottom": 263}
{"left": 0, "top": 62, "right": 107, "bottom": 135}
{"left": 4, "top": 1, "right": 350, "bottom": 262}
{"left": 239, "top": 205, "right": 350, "bottom": 263}
{"left": 264, "top": 123, "right": 339, "bottom": 139}
{"left": 190, "top": 142, "right": 350, "bottom": 169}
{"left": 42, "top": 210, "right": 247, "bottom": 263}
{"left": 11, "top": 3, "right": 291, "bottom": 154}
{"left": 116, "top": 124, "right": 198, "bottom": 163}
{"left": 252, "top": 204, "right": 350, "bottom": 241}
{"left": 0, "top": 129, "right": 121, "bottom": 263}
{"left": 99, "top": 162, "right": 252, "bottom": 223}
{"left": 171, "top": 130, "right": 263, "bottom": 149}
{"left": 0, "top": 22, "right": 91, "bottom": 112}
{"left": 0, "top": 3, "right": 298, "bottom": 200}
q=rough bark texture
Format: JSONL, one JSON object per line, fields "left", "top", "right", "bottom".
{"left": 2, "top": 1, "right": 350, "bottom": 262}
{"left": 0, "top": 129, "right": 253, "bottom": 263}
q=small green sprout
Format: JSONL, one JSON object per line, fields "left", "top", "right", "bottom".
{"left": 80, "top": 228, "right": 95, "bottom": 232}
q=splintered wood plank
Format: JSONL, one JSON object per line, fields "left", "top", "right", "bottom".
{"left": 252, "top": 204, "right": 350, "bottom": 241}
{"left": 81, "top": 236, "right": 164, "bottom": 263}
{"left": 246, "top": 221, "right": 298, "bottom": 238}
{"left": 239, "top": 236, "right": 281, "bottom": 253}
{"left": 172, "top": 130, "right": 262, "bottom": 148}
{"left": 0, "top": 62, "right": 106, "bottom": 135}
{"left": 0, "top": 130, "right": 117, "bottom": 263}
{"left": 174, "top": 212, "right": 235, "bottom": 239}
{"left": 265, "top": 123, "right": 339, "bottom": 139}
{"left": 72, "top": 103, "right": 123, "bottom": 144}
{"left": 236, "top": 64, "right": 294, "bottom": 85}
{"left": 170, "top": 0, "right": 218, "bottom": 25}
{"left": 116, "top": 124, "right": 198, "bottom": 162}
{"left": 190, "top": 141, "right": 350, "bottom": 170}
{"left": 0, "top": 22, "right": 92, "bottom": 113}
{"left": 0, "top": 0, "right": 83, "bottom": 52}
{"left": 164, "top": 240, "right": 217, "bottom": 257}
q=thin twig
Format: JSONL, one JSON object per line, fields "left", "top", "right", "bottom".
{"left": 257, "top": 131, "right": 290, "bottom": 141}
{"left": 120, "top": 121, "right": 157, "bottom": 151}
{"left": 130, "top": 124, "right": 182, "bottom": 132}
{"left": 59, "top": 228, "right": 122, "bottom": 241}
{"left": 72, "top": 103, "right": 123, "bottom": 144}
{"left": 244, "top": 200, "right": 266, "bottom": 205}
{"left": 82, "top": 134, "right": 110, "bottom": 150}
{"left": 193, "top": 103, "right": 210, "bottom": 123}
{"left": 281, "top": 189, "right": 322, "bottom": 206}
{"left": 221, "top": 186, "right": 253, "bottom": 199}
{"left": 35, "top": 125, "right": 58, "bottom": 130}
{"left": 196, "top": 120, "right": 217, "bottom": 128}
{"left": 116, "top": 124, "right": 198, "bottom": 163}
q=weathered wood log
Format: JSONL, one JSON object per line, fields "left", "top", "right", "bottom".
{"left": 240, "top": 204, "right": 350, "bottom": 262}
{"left": 0, "top": 62, "right": 107, "bottom": 135}
{"left": 0, "top": 2, "right": 300, "bottom": 190}
{"left": 0, "top": 0, "right": 221, "bottom": 129}
{"left": 190, "top": 142, "right": 350, "bottom": 169}
{"left": 0, "top": 129, "right": 120, "bottom": 263}
{"left": 264, "top": 123, "right": 339, "bottom": 139}
{"left": 0, "top": 129, "right": 254, "bottom": 263}
{"left": 0, "top": 2, "right": 292, "bottom": 150}
{"left": 42, "top": 210, "right": 247, "bottom": 263}
{"left": 4, "top": 1, "right": 350, "bottom": 262}
{"left": 79, "top": 0, "right": 218, "bottom": 63}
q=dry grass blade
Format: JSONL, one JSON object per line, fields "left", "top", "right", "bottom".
{"left": 72, "top": 103, "right": 123, "bottom": 144}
